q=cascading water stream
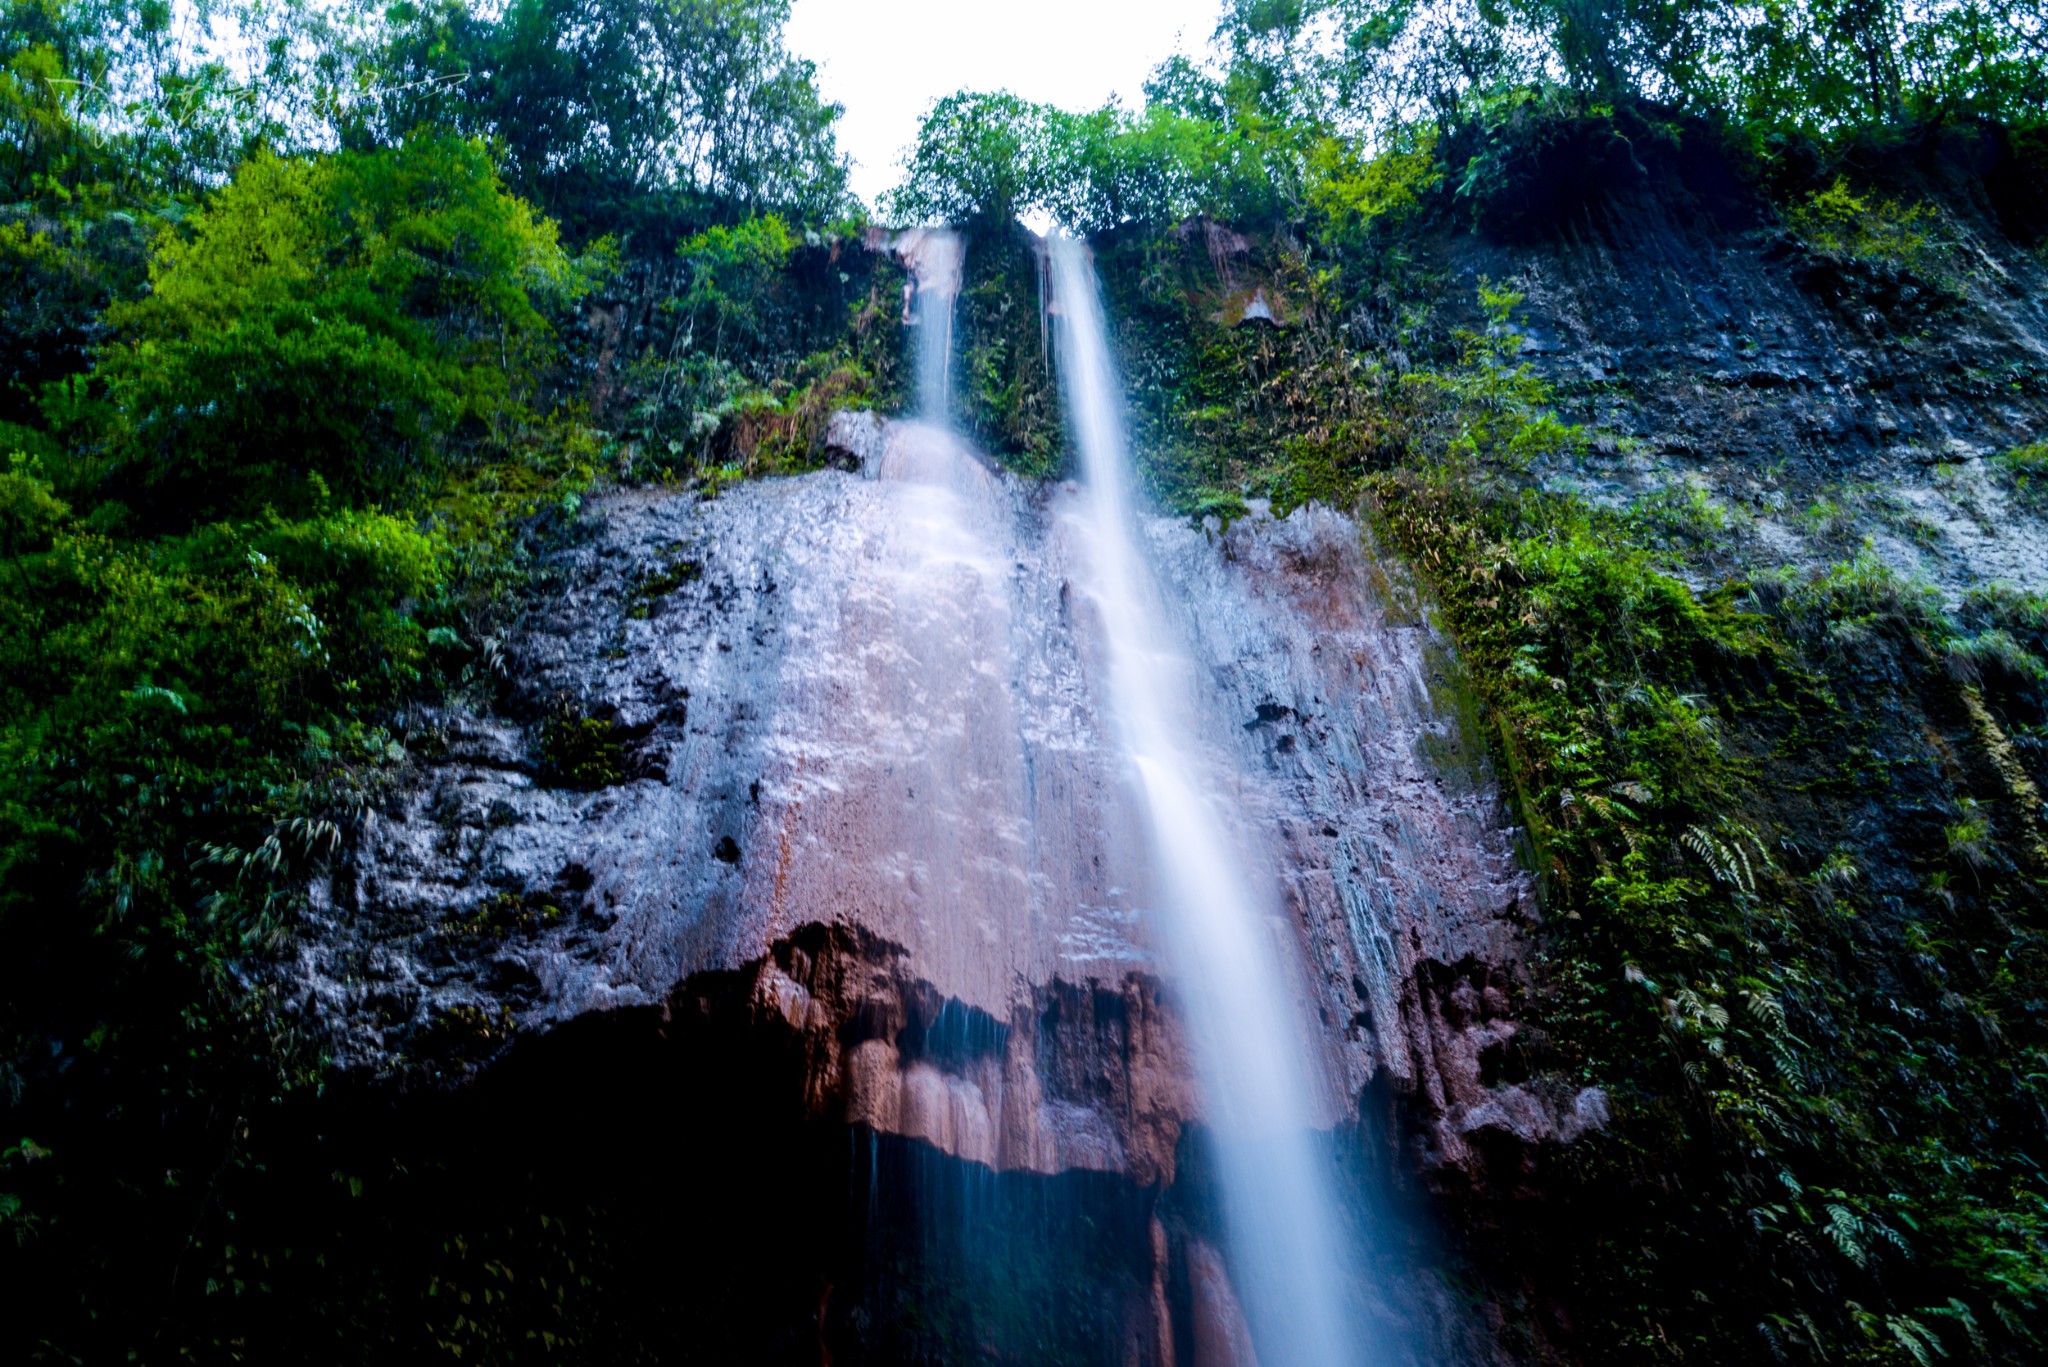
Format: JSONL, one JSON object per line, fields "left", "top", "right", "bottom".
{"left": 901, "top": 227, "right": 964, "bottom": 420}
{"left": 1049, "top": 236, "right": 1364, "bottom": 1367}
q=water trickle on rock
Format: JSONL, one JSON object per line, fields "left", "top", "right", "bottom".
{"left": 1049, "top": 235, "right": 1368, "bottom": 1367}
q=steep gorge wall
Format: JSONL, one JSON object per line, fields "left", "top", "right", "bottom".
{"left": 287, "top": 396, "right": 1562, "bottom": 1359}
{"left": 282, "top": 139, "right": 2048, "bottom": 1361}
{"left": 1065, "top": 131, "right": 2048, "bottom": 1363}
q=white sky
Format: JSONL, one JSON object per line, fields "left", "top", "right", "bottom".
{"left": 785, "top": 0, "right": 1227, "bottom": 213}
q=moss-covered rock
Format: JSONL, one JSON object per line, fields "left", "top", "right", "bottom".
{"left": 952, "top": 217, "right": 1065, "bottom": 475}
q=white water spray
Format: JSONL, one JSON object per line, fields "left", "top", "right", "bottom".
{"left": 1049, "top": 236, "right": 1363, "bottom": 1367}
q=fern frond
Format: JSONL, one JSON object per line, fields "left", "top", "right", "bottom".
{"left": 1931, "top": 1299, "right": 1986, "bottom": 1354}
{"left": 1826, "top": 1203, "right": 1869, "bottom": 1268}
{"left": 1683, "top": 816, "right": 1777, "bottom": 896}
{"left": 1870, "top": 1216, "right": 1913, "bottom": 1258}
{"left": 1885, "top": 1313, "right": 1947, "bottom": 1365}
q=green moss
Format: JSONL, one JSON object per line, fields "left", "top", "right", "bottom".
{"left": 534, "top": 710, "right": 626, "bottom": 790}
{"left": 409, "top": 1001, "right": 515, "bottom": 1067}
{"left": 1416, "top": 636, "right": 1495, "bottom": 796}
{"left": 443, "top": 890, "right": 568, "bottom": 942}
{"left": 628, "top": 550, "right": 703, "bottom": 618}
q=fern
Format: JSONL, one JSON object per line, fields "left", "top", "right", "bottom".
{"left": 1885, "top": 1313, "right": 1948, "bottom": 1365}
{"left": 1929, "top": 1299, "right": 1985, "bottom": 1355}
{"left": 1669, "top": 987, "right": 1731, "bottom": 1035}
{"left": 1743, "top": 990, "right": 1788, "bottom": 1033}
{"left": 1869, "top": 1214, "right": 1913, "bottom": 1258}
{"left": 1682, "top": 815, "right": 1774, "bottom": 895}
{"left": 1581, "top": 791, "right": 1644, "bottom": 853}
{"left": 1826, "top": 1202, "right": 1870, "bottom": 1268}
{"left": 1810, "top": 847, "right": 1861, "bottom": 908}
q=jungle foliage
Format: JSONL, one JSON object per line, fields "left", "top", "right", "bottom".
{"left": 889, "top": 1, "right": 2048, "bottom": 1318}
{"left": 1360, "top": 306, "right": 2048, "bottom": 1366}
{"left": 5, "top": 0, "right": 2048, "bottom": 1358}
{"left": 890, "top": 25, "right": 2048, "bottom": 1357}
{"left": 365, "top": 0, "right": 851, "bottom": 228}
{"left": 0, "top": 0, "right": 892, "bottom": 1356}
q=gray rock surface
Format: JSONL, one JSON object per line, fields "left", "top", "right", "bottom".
{"left": 1480, "top": 190, "right": 2048, "bottom": 600}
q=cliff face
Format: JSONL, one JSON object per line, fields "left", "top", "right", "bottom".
{"left": 280, "top": 139, "right": 2048, "bottom": 1362}
{"left": 1475, "top": 152, "right": 2048, "bottom": 602}
{"left": 287, "top": 402, "right": 1560, "bottom": 1358}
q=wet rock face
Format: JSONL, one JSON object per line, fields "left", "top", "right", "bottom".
{"left": 1144, "top": 504, "right": 1594, "bottom": 1179}
{"left": 290, "top": 418, "right": 1562, "bottom": 1192}
{"left": 1467, "top": 179, "right": 2048, "bottom": 599}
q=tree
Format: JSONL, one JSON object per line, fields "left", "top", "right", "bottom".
{"left": 371, "top": 0, "right": 850, "bottom": 224}
{"left": 887, "top": 85, "right": 1296, "bottom": 232}
{"left": 80, "top": 134, "right": 585, "bottom": 528}
{"left": 886, "top": 91, "right": 1058, "bottom": 225}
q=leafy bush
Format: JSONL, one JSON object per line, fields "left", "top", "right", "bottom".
{"left": 1306, "top": 128, "right": 1441, "bottom": 243}
{"left": 0, "top": 211, "right": 144, "bottom": 425}
{"left": 0, "top": 449, "right": 64, "bottom": 554}
{"left": 0, "top": 126, "right": 623, "bottom": 1356}
{"left": 1785, "top": 176, "right": 1948, "bottom": 275}
{"left": 77, "top": 136, "right": 590, "bottom": 529}
{"left": 676, "top": 214, "right": 797, "bottom": 359}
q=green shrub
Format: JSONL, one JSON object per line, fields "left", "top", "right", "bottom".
{"left": 81, "top": 136, "right": 589, "bottom": 529}
{"left": 0, "top": 450, "right": 66, "bottom": 554}
{"left": 676, "top": 214, "right": 796, "bottom": 360}
{"left": 1307, "top": 128, "right": 1441, "bottom": 244}
{"left": 1997, "top": 441, "right": 2047, "bottom": 506}
{"left": 1785, "top": 178, "right": 1947, "bottom": 276}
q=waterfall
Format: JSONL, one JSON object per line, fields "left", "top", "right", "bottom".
{"left": 1049, "top": 236, "right": 1364, "bottom": 1367}
{"left": 900, "top": 227, "right": 964, "bottom": 420}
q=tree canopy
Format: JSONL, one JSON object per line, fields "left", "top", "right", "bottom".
{"left": 0, "top": 0, "right": 851, "bottom": 224}
{"left": 368, "top": 0, "right": 850, "bottom": 222}
{"left": 889, "top": 0, "right": 2048, "bottom": 232}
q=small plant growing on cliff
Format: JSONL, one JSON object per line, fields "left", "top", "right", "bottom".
{"left": 535, "top": 707, "right": 626, "bottom": 790}
{"left": 0, "top": 1137, "right": 47, "bottom": 1247}
{"left": 443, "top": 891, "right": 565, "bottom": 942}
{"left": 1795, "top": 490, "right": 1863, "bottom": 545}
{"left": 1997, "top": 441, "right": 2048, "bottom": 507}
{"left": 629, "top": 552, "right": 703, "bottom": 619}
{"left": 1630, "top": 478, "right": 1733, "bottom": 552}
{"left": 1810, "top": 847, "right": 1861, "bottom": 908}
{"left": 1944, "top": 799, "right": 1993, "bottom": 872}
{"left": 1402, "top": 278, "right": 1586, "bottom": 479}
{"left": 1785, "top": 179, "right": 1945, "bottom": 278}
